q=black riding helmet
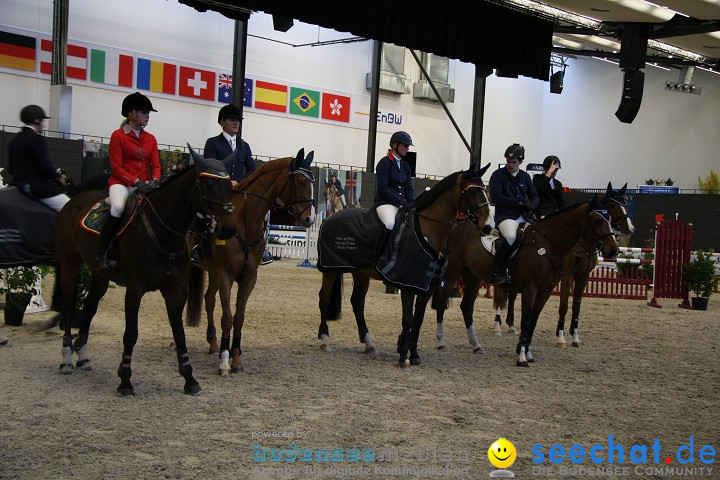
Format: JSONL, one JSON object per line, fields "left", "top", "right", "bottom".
{"left": 121, "top": 92, "right": 157, "bottom": 117}
{"left": 20, "top": 105, "right": 50, "bottom": 124}
{"left": 542, "top": 155, "right": 561, "bottom": 171}
{"left": 218, "top": 104, "right": 242, "bottom": 123}
{"left": 504, "top": 143, "right": 525, "bottom": 160}
{"left": 390, "top": 131, "right": 413, "bottom": 148}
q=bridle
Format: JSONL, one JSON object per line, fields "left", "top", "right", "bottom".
{"left": 240, "top": 167, "right": 316, "bottom": 222}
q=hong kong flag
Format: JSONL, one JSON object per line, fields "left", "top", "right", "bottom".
{"left": 320, "top": 92, "right": 351, "bottom": 123}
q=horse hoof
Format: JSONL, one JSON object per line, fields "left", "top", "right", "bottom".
{"left": 117, "top": 386, "right": 135, "bottom": 397}
{"left": 218, "top": 368, "right": 230, "bottom": 376}
{"left": 437, "top": 344, "right": 447, "bottom": 350}
{"left": 528, "top": 357, "right": 537, "bottom": 363}
{"left": 516, "top": 361, "right": 529, "bottom": 367}
{"left": 208, "top": 348, "right": 220, "bottom": 355}
{"left": 495, "top": 332, "right": 503, "bottom": 337}
{"left": 231, "top": 366, "right": 245, "bottom": 374}
{"left": 409, "top": 357, "right": 422, "bottom": 366}
{"left": 59, "top": 364, "right": 74, "bottom": 375}
{"left": 472, "top": 346, "right": 485, "bottom": 355}
{"left": 398, "top": 359, "right": 410, "bottom": 368}
{"left": 320, "top": 344, "right": 332, "bottom": 352}
{"left": 509, "top": 327, "right": 518, "bottom": 335}
{"left": 365, "top": 347, "right": 379, "bottom": 357}
{"left": 184, "top": 384, "right": 203, "bottom": 396}
{"left": 556, "top": 342, "right": 567, "bottom": 348}
{"left": 572, "top": 342, "right": 581, "bottom": 348}
{"left": 76, "top": 360, "right": 93, "bottom": 371}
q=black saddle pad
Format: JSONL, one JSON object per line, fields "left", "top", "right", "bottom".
{"left": 0, "top": 187, "right": 57, "bottom": 266}
{"left": 317, "top": 208, "right": 384, "bottom": 273}
{"left": 376, "top": 210, "right": 447, "bottom": 296}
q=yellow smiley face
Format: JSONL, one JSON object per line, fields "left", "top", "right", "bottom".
{"left": 488, "top": 438, "right": 517, "bottom": 469}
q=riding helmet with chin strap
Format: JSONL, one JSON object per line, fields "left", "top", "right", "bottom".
{"left": 504, "top": 143, "right": 525, "bottom": 160}
{"left": 389, "top": 131, "right": 413, "bottom": 148}
{"left": 20, "top": 105, "right": 50, "bottom": 124}
{"left": 121, "top": 92, "right": 157, "bottom": 117}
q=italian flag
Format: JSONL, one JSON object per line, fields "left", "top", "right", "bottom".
{"left": 90, "top": 49, "right": 133, "bottom": 87}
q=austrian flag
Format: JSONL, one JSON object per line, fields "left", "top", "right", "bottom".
{"left": 321, "top": 92, "right": 351, "bottom": 123}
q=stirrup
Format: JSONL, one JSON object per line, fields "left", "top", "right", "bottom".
{"left": 488, "top": 272, "right": 509, "bottom": 286}
{"left": 261, "top": 250, "right": 273, "bottom": 266}
{"left": 96, "top": 253, "right": 117, "bottom": 271}
{"left": 190, "top": 245, "right": 203, "bottom": 265}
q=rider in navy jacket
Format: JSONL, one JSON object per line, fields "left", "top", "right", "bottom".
{"left": 203, "top": 104, "right": 256, "bottom": 187}
{"left": 488, "top": 143, "right": 538, "bottom": 285}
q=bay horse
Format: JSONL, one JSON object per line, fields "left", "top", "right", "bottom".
{"left": 433, "top": 184, "right": 632, "bottom": 353}
{"left": 324, "top": 182, "right": 343, "bottom": 216}
{"left": 185, "top": 149, "right": 316, "bottom": 374}
{"left": 54, "top": 147, "right": 236, "bottom": 396}
{"left": 433, "top": 188, "right": 618, "bottom": 365}
{"left": 494, "top": 183, "right": 635, "bottom": 348}
{"left": 316, "top": 165, "right": 491, "bottom": 366}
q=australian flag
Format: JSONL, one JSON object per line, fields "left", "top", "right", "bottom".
{"left": 218, "top": 74, "right": 253, "bottom": 107}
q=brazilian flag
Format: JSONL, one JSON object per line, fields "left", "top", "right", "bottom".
{"left": 289, "top": 87, "right": 319, "bottom": 117}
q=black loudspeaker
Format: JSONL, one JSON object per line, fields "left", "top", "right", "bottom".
{"left": 272, "top": 15, "right": 294, "bottom": 32}
{"left": 550, "top": 71, "right": 564, "bottom": 94}
{"left": 495, "top": 69, "right": 518, "bottom": 78}
{"left": 404, "top": 152, "right": 417, "bottom": 177}
{"left": 615, "top": 69, "right": 645, "bottom": 124}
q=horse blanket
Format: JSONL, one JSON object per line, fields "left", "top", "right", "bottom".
{"left": 0, "top": 187, "right": 57, "bottom": 266}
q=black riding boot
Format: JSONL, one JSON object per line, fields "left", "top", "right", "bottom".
{"left": 373, "top": 228, "right": 392, "bottom": 264}
{"left": 96, "top": 215, "right": 121, "bottom": 270}
{"left": 189, "top": 215, "right": 207, "bottom": 265}
{"left": 488, "top": 237, "right": 513, "bottom": 286}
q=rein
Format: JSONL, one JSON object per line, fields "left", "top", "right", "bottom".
{"left": 238, "top": 169, "right": 315, "bottom": 221}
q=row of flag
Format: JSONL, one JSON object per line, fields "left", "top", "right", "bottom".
{"left": 1, "top": 28, "right": 351, "bottom": 123}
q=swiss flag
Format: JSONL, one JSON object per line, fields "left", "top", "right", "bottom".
{"left": 321, "top": 92, "right": 351, "bottom": 123}
{"left": 178, "top": 66, "right": 215, "bottom": 101}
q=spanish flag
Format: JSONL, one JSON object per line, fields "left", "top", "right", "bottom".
{"left": 255, "top": 80, "right": 287, "bottom": 112}
{"left": 0, "top": 31, "right": 36, "bottom": 72}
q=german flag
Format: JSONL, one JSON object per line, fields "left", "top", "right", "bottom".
{"left": 0, "top": 31, "right": 36, "bottom": 71}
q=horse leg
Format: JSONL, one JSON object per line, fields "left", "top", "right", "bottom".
{"left": 432, "top": 280, "right": 452, "bottom": 350}
{"left": 216, "top": 273, "right": 235, "bottom": 376}
{"left": 570, "top": 273, "right": 591, "bottom": 348}
{"left": 58, "top": 260, "right": 81, "bottom": 375}
{"left": 317, "top": 272, "right": 340, "bottom": 352}
{"left": 230, "top": 271, "right": 257, "bottom": 373}
{"left": 516, "top": 289, "right": 553, "bottom": 366}
{"left": 408, "top": 294, "right": 431, "bottom": 365}
{"left": 506, "top": 290, "right": 518, "bottom": 335}
{"left": 459, "top": 274, "right": 484, "bottom": 354}
{"left": 349, "top": 273, "right": 376, "bottom": 356}
{"left": 396, "top": 290, "right": 415, "bottom": 366}
{"left": 205, "top": 272, "right": 220, "bottom": 354}
{"left": 493, "top": 305, "right": 503, "bottom": 336}
{"left": 73, "top": 274, "right": 109, "bottom": 371}
{"left": 556, "top": 276, "right": 571, "bottom": 348}
{"left": 117, "top": 286, "right": 144, "bottom": 396}
{"left": 161, "top": 284, "right": 202, "bottom": 395}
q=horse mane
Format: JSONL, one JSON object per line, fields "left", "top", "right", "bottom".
{"left": 237, "top": 156, "right": 292, "bottom": 189}
{"left": 414, "top": 171, "right": 462, "bottom": 212}
{"left": 537, "top": 201, "right": 588, "bottom": 223}
{"left": 157, "top": 164, "right": 197, "bottom": 190}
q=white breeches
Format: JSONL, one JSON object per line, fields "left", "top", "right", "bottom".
{"left": 108, "top": 184, "right": 131, "bottom": 218}
{"left": 376, "top": 204, "right": 399, "bottom": 230}
{"left": 39, "top": 194, "right": 70, "bottom": 212}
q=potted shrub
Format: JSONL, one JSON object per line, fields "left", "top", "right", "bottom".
{"left": 682, "top": 250, "right": 718, "bottom": 310}
{"left": 0, "top": 265, "right": 51, "bottom": 325}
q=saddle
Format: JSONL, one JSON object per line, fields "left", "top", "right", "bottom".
{"left": 80, "top": 193, "right": 143, "bottom": 237}
{"left": 481, "top": 222, "right": 529, "bottom": 257}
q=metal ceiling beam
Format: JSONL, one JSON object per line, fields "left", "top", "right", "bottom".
{"left": 551, "top": 47, "right": 705, "bottom": 67}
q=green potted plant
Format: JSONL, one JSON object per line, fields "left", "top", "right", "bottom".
{"left": 682, "top": 250, "right": 717, "bottom": 310}
{"left": 0, "top": 265, "right": 51, "bottom": 325}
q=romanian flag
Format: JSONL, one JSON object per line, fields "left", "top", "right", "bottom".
{"left": 0, "top": 31, "right": 36, "bottom": 71}
{"left": 289, "top": 87, "right": 319, "bottom": 118}
{"left": 90, "top": 49, "right": 133, "bottom": 87}
{"left": 40, "top": 39, "right": 88, "bottom": 80}
{"left": 136, "top": 57, "right": 176, "bottom": 95}
{"left": 254, "top": 80, "right": 287, "bottom": 112}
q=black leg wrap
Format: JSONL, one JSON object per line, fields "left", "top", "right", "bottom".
{"left": 206, "top": 325, "right": 216, "bottom": 344}
{"left": 220, "top": 336, "right": 230, "bottom": 352}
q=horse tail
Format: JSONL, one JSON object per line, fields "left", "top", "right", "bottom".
{"left": 186, "top": 265, "right": 205, "bottom": 328}
{"left": 325, "top": 273, "right": 343, "bottom": 320}
{"left": 51, "top": 264, "right": 63, "bottom": 312}
{"left": 492, "top": 286, "right": 508, "bottom": 311}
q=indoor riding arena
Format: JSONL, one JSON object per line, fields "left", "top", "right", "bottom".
{"left": 2, "top": 1, "right": 719, "bottom": 479}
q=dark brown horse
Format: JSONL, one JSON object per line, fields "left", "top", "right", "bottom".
{"left": 494, "top": 184, "right": 635, "bottom": 348}
{"left": 433, "top": 184, "right": 632, "bottom": 353}
{"left": 185, "top": 150, "right": 316, "bottom": 374}
{"left": 54, "top": 148, "right": 236, "bottom": 395}
{"left": 316, "top": 165, "right": 491, "bottom": 366}
{"left": 432, "top": 188, "right": 618, "bottom": 365}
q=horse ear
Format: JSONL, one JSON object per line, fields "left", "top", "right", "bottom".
{"left": 606, "top": 181, "right": 613, "bottom": 192}
{"left": 605, "top": 182, "right": 612, "bottom": 198}
{"left": 619, "top": 183, "right": 628, "bottom": 195}
{"left": 479, "top": 162, "right": 491, "bottom": 178}
{"left": 187, "top": 143, "right": 204, "bottom": 167}
{"left": 293, "top": 148, "right": 305, "bottom": 169}
{"left": 304, "top": 151, "right": 314, "bottom": 167}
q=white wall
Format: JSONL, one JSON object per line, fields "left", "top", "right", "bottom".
{"left": 1, "top": 0, "right": 719, "bottom": 187}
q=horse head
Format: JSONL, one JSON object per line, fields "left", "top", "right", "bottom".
{"left": 605, "top": 182, "right": 635, "bottom": 236}
{"left": 280, "top": 148, "right": 316, "bottom": 228}
{"left": 188, "top": 144, "right": 236, "bottom": 240}
{"left": 587, "top": 191, "right": 619, "bottom": 259}
{"left": 460, "top": 163, "right": 492, "bottom": 232}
